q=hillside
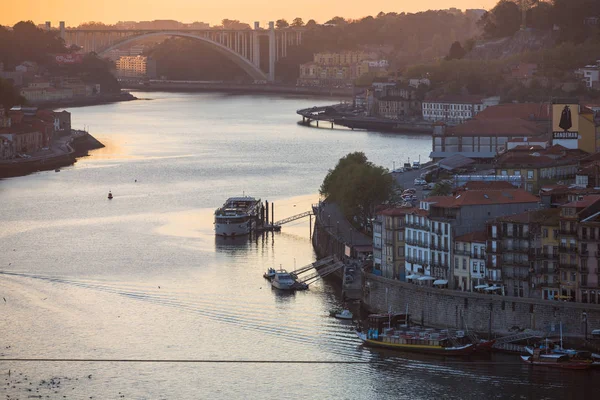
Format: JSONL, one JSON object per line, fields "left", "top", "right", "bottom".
{"left": 465, "top": 29, "right": 558, "bottom": 60}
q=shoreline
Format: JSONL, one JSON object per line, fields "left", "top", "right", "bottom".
{"left": 28, "top": 92, "right": 138, "bottom": 110}
{"left": 0, "top": 131, "right": 104, "bottom": 179}
{"left": 122, "top": 82, "right": 354, "bottom": 98}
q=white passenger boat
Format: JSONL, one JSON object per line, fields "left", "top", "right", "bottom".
{"left": 214, "top": 196, "right": 261, "bottom": 237}
{"left": 271, "top": 270, "right": 296, "bottom": 290}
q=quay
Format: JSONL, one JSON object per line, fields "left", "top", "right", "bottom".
{"left": 297, "top": 105, "right": 434, "bottom": 134}
{"left": 0, "top": 130, "right": 104, "bottom": 179}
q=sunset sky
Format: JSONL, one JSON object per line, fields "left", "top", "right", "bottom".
{"left": 2, "top": 0, "right": 498, "bottom": 27}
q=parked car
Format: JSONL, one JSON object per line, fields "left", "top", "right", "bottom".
{"left": 424, "top": 182, "right": 436, "bottom": 190}
{"left": 414, "top": 178, "right": 427, "bottom": 186}
{"left": 403, "top": 188, "right": 416, "bottom": 195}
{"left": 412, "top": 161, "right": 421, "bottom": 169}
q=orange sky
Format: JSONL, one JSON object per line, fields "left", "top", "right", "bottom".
{"left": 2, "top": 0, "right": 498, "bottom": 27}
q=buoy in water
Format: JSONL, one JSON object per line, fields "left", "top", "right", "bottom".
{"left": 108, "top": 191, "right": 113, "bottom": 200}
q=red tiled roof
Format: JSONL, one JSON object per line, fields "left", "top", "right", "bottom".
{"left": 492, "top": 208, "right": 561, "bottom": 225}
{"left": 379, "top": 206, "right": 415, "bottom": 216}
{"left": 428, "top": 189, "right": 539, "bottom": 208}
{"left": 455, "top": 230, "right": 487, "bottom": 243}
{"left": 475, "top": 103, "right": 551, "bottom": 121}
{"left": 510, "top": 145, "right": 545, "bottom": 151}
{"left": 424, "top": 94, "right": 485, "bottom": 104}
{"left": 561, "top": 195, "right": 600, "bottom": 209}
{"left": 446, "top": 118, "right": 546, "bottom": 137}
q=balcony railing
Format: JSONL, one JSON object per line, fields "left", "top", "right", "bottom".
{"left": 471, "top": 253, "right": 486, "bottom": 260}
{"left": 559, "top": 229, "right": 578, "bottom": 236}
{"left": 559, "top": 262, "right": 578, "bottom": 269}
{"left": 536, "top": 252, "right": 559, "bottom": 260}
{"left": 559, "top": 245, "right": 578, "bottom": 254}
{"left": 454, "top": 249, "right": 470, "bottom": 256}
{"left": 406, "top": 256, "right": 426, "bottom": 265}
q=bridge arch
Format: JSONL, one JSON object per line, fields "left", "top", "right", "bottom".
{"left": 98, "top": 31, "right": 268, "bottom": 81}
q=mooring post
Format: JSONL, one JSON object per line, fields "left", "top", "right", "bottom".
{"left": 265, "top": 200, "right": 269, "bottom": 226}
{"left": 271, "top": 202, "right": 274, "bottom": 226}
{"left": 316, "top": 120, "right": 319, "bottom": 127}
{"left": 309, "top": 214, "right": 312, "bottom": 238}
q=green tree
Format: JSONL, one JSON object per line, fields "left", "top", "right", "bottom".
{"left": 276, "top": 19, "right": 289, "bottom": 29}
{"left": 320, "top": 152, "right": 396, "bottom": 230}
{"left": 479, "top": 1, "right": 521, "bottom": 38}
{"left": 446, "top": 41, "right": 466, "bottom": 60}
{"left": 305, "top": 19, "right": 318, "bottom": 28}
{"left": 291, "top": 18, "right": 304, "bottom": 27}
{"left": 428, "top": 182, "right": 452, "bottom": 196}
{"left": 0, "top": 78, "right": 26, "bottom": 110}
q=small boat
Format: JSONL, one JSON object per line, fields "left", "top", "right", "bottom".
{"left": 334, "top": 309, "right": 353, "bottom": 320}
{"left": 54, "top": 168, "right": 60, "bottom": 172}
{"left": 356, "top": 329, "right": 476, "bottom": 356}
{"left": 108, "top": 191, "right": 113, "bottom": 200}
{"left": 520, "top": 354, "right": 592, "bottom": 370}
{"left": 263, "top": 268, "right": 276, "bottom": 280}
{"left": 271, "top": 270, "right": 296, "bottom": 290}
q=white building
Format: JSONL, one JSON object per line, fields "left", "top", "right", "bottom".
{"left": 454, "top": 231, "right": 487, "bottom": 291}
{"left": 422, "top": 95, "right": 500, "bottom": 124}
{"left": 576, "top": 63, "right": 600, "bottom": 90}
{"left": 404, "top": 203, "right": 453, "bottom": 284}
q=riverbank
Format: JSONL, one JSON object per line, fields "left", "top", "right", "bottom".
{"left": 123, "top": 82, "right": 354, "bottom": 98}
{"left": 297, "top": 104, "right": 434, "bottom": 134}
{"left": 0, "top": 131, "right": 104, "bottom": 179}
{"left": 28, "top": 91, "right": 138, "bottom": 110}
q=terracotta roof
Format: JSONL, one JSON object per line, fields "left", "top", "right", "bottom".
{"left": 424, "top": 94, "right": 485, "bottom": 104}
{"left": 379, "top": 206, "right": 415, "bottom": 216}
{"left": 459, "top": 181, "right": 518, "bottom": 191}
{"left": 446, "top": 118, "right": 546, "bottom": 137}
{"left": 492, "top": 208, "right": 561, "bottom": 225}
{"left": 510, "top": 145, "right": 545, "bottom": 151}
{"left": 455, "top": 230, "right": 487, "bottom": 243}
{"left": 428, "top": 189, "right": 538, "bottom": 208}
{"left": 475, "top": 103, "right": 551, "bottom": 121}
{"left": 405, "top": 208, "right": 429, "bottom": 216}
{"left": 561, "top": 195, "right": 600, "bottom": 209}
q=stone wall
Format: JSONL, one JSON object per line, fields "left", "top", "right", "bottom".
{"left": 364, "top": 273, "right": 600, "bottom": 339}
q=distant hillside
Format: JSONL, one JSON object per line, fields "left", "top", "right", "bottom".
{"left": 465, "top": 29, "right": 558, "bottom": 60}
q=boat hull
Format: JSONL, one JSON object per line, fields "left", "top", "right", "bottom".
{"left": 356, "top": 331, "right": 475, "bottom": 356}
{"left": 520, "top": 355, "right": 592, "bottom": 370}
{"left": 215, "top": 221, "right": 251, "bottom": 237}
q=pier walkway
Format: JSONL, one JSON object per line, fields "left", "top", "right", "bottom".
{"left": 289, "top": 256, "right": 344, "bottom": 286}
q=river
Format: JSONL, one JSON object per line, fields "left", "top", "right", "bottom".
{"left": 0, "top": 92, "right": 597, "bottom": 399}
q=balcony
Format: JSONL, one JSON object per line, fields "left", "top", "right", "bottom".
{"left": 471, "top": 253, "right": 486, "bottom": 260}
{"left": 559, "top": 262, "right": 578, "bottom": 269}
{"left": 559, "top": 229, "right": 578, "bottom": 236}
{"left": 536, "top": 252, "right": 559, "bottom": 260}
{"left": 559, "top": 245, "right": 578, "bottom": 254}
{"left": 406, "top": 256, "right": 425, "bottom": 265}
{"left": 454, "top": 248, "right": 470, "bottom": 256}
{"left": 538, "top": 267, "right": 555, "bottom": 275}
{"left": 432, "top": 243, "right": 450, "bottom": 252}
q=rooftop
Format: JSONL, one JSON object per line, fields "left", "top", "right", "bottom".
{"left": 561, "top": 195, "right": 600, "bottom": 209}
{"left": 455, "top": 230, "right": 487, "bottom": 243}
{"left": 475, "top": 102, "right": 551, "bottom": 121}
{"left": 459, "top": 180, "right": 518, "bottom": 191}
{"left": 428, "top": 189, "right": 539, "bottom": 208}
{"left": 424, "top": 94, "right": 485, "bottom": 104}
{"left": 378, "top": 206, "right": 415, "bottom": 216}
{"left": 492, "top": 208, "right": 561, "bottom": 225}
{"left": 446, "top": 117, "right": 546, "bottom": 137}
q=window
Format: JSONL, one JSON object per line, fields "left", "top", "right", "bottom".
{"left": 527, "top": 170, "right": 534, "bottom": 179}
{"left": 543, "top": 228, "right": 548, "bottom": 238}
{"left": 514, "top": 170, "right": 521, "bottom": 176}
{"left": 397, "top": 231, "right": 404, "bottom": 241}
{"left": 553, "top": 229, "right": 558, "bottom": 239}
{"left": 462, "top": 259, "right": 467, "bottom": 270}
{"left": 397, "top": 246, "right": 405, "bottom": 257}
{"left": 501, "top": 170, "right": 508, "bottom": 176}
{"left": 455, "top": 257, "right": 459, "bottom": 269}
{"left": 570, "top": 272, "right": 576, "bottom": 282}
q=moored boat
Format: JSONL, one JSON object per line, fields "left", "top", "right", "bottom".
{"left": 520, "top": 354, "right": 592, "bottom": 370}
{"left": 270, "top": 269, "right": 307, "bottom": 291}
{"left": 263, "top": 268, "right": 276, "bottom": 280}
{"left": 214, "top": 196, "right": 261, "bottom": 237}
{"left": 355, "top": 329, "right": 476, "bottom": 356}
{"left": 334, "top": 309, "right": 353, "bottom": 320}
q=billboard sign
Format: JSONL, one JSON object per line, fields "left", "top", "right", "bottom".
{"left": 552, "top": 103, "right": 579, "bottom": 139}
{"left": 54, "top": 54, "right": 84, "bottom": 65}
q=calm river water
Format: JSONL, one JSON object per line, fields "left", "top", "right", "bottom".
{"left": 0, "top": 92, "right": 597, "bottom": 399}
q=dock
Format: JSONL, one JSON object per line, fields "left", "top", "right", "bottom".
{"left": 253, "top": 201, "right": 314, "bottom": 233}
{"left": 263, "top": 256, "right": 344, "bottom": 290}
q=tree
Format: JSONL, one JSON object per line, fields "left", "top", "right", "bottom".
{"left": 428, "top": 182, "right": 452, "bottom": 196}
{"left": 446, "top": 41, "right": 466, "bottom": 60}
{"left": 305, "top": 19, "right": 318, "bottom": 28}
{"left": 0, "top": 78, "right": 26, "bottom": 110}
{"left": 479, "top": 1, "right": 521, "bottom": 38}
{"left": 320, "top": 152, "right": 396, "bottom": 230}
{"left": 291, "top": 18, "right": 304, "bottom": 27}
{"left": 276, "top": 19, "right": 289, "bottom": 29}
{"left": 324, "top": 16, "right": 347, "bottom": 26}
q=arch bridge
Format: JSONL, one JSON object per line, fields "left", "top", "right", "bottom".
{"left": 60, "top": 22, "right": 304, "bottom": 82}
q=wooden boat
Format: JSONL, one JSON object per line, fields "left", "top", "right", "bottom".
{"left": 334, "top": 309, "right": 353, "bottom": 320}
{"left": 356, "top": 329, "right": 476, "bottom": 356}
{"left": 520, "top": 354, "right": 592, "bottom": 370}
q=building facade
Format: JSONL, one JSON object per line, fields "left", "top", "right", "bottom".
{"left": 116, "top": 55, "right": 156, "bottom": 78}
{"left": 422, "top": 95, "right": 500, "bottom": 124}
